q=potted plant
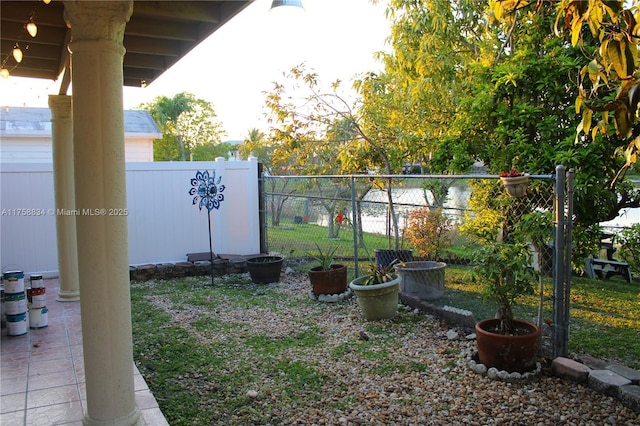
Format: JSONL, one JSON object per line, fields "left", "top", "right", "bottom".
{"left": 473, "top": 242, "right": 541, "bottom": 373}
{"left": 246, "top": 255, "right": 284, "bottom": 284}
{"left": 349, "top": 259, "right": 401, "bottom": 320}
{"left": 397, "top": 207, "right": 450, "bottom": 300}
{"left": 499, "top": 168, "right": 529, "bottom": 198}
{"left": 307, "top": 243, "right": 348, "bottom": 296}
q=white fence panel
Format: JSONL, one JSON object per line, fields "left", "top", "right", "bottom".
{"left": 0, "top": 164, "right": 57, "bottom": 275}
{"left": 0, "top": 158, "right": 260, "bottom": 276}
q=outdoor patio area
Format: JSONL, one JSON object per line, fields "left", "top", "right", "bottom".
{"left": 0, "top": 279, "right": 167, "bottom": 425}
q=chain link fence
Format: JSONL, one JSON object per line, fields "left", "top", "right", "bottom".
{"left": 262, "top": 173, "right": 556, "bottom": 270}
{"left": 262, "top": 171, "right": 574, "bottom": 358}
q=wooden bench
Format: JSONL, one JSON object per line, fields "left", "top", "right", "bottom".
{"left": 585, "top": 257, "right": 632, "bottom": 283}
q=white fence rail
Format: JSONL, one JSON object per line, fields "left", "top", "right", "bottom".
{"left": 1, "top": 159, "right": 260, "bottom": 277}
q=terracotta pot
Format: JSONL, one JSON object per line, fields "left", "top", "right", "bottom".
{"left": 475, "top": 318, "right": 540, "bottom": 373}
{"left": 246, "top": 256, "right": 284, "bottom": 284}
{"left": 349, "top": 275, "right": 400, "bottom": 321}
{"left": 500, "top": 175, "right": 529, "bottom": 198}
{"left": 309, "top": 264, "right": 348, "bottom": 295}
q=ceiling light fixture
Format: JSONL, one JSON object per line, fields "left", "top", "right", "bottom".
{"left": 42, "top": 0, "right": 51, "bottom": 4}
{"left": 0, "top": 69, "right": 9, "bottom": 79}
{"left": 270, "top": 0, "right": 303, "bottom": 9}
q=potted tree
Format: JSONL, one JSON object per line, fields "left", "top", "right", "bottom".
{"left": 473, "top": 242, "right": 541, "bottom": 373}
{"left": 307, "top": 243, "right": 348, "bottom": 296}
{"left": 349, "top": 259, "right": 401, "bottom": 321}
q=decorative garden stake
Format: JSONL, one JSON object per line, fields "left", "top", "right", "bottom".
{"left": 189, "top": 170, "right": 225, "bottom": 286}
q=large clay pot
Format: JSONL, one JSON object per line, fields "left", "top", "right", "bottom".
{"left": 349, "top": 275, "right": 400, "bottom": 321}
{"left": 395, "top": 261, "right": 446, "bottom": 301}
{"left": 374, "top": 249, "right": 413, "bottom": 270}
{"left": 309, "top": 264, "right": 348, "bottom": 295}
{"left": 246, "top": 256, "right": 284, "bottom": 284}
{"left": 475, "top": 318, "right": 540, "bottom": 373}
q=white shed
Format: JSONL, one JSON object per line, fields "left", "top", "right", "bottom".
{"left": 0, "top": 106, "right": 161, "bottom": 162}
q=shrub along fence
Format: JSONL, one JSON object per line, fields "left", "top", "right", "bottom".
{"left": 263, "top": 166, "right": 575, "bottom": 357}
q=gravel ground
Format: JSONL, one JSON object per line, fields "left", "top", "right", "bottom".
{"left": 142, "top": 272, "right": 640, "bottom": 425}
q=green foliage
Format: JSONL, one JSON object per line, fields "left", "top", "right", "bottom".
{"left": 361, "top": 258, "right": 400, "bottom": 285}
{"left": 472, "top": 242, "right": 538, "bottom": 333}
{"left": 617, "top": 223, "right": 640, "bottom": 276}
{"left": 436, "top": 266, "right": 640, "bottom": 369}
{"left": 373, "top": 0, "right": 640, "bottom": 262}
{"left": 141, "top": 92, "right": 226, "bottom": 161}
{"left": 571, "top": 224, "right": 603, "bottom": 275}
{"left": 153, "top": 134, "right": 181, "bottom": 161}
{"left": 459, "top": 180, "right": 506, "bottom": 244}
{"left": 191, "top": 141, "right": 233, "bottom": 161}
{"left": 404, "top": 207, "right": 452, "bottom": 260}
{"left": 307, "top": 242, "right": 338, "bottom": 271}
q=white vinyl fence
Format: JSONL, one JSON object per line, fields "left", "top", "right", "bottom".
{"left": 0, "top": 158, "right": 260, "bottom": 277}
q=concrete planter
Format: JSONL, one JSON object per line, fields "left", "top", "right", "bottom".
{"left": 395, "top": 261, "right": 446, "bottom": 301}
{"left": 349, "top": 275, "right": 400, "bottom": 321}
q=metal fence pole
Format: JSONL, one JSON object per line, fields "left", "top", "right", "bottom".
{"left": 258, "top": 163, "right": 267, "bottom": 254}
{"left": 350, "top": 176, "right": 359, "bottom": 277}
{"left": 563, "top": 168, "right": 575, "bottom": 350}
{"left": 553, "top": 164, "right": 568, "bottom": 357}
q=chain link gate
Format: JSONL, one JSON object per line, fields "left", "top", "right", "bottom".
{"left": 261, "top": 167, "right": 573, "bottom": 357}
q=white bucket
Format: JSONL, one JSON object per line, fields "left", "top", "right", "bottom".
{"left": 4, "top": 292, "right": 26, "bottom": 315}
{"left": 29, "top": 307, "right": 48, "bottom": 328}
{"left": 6, "top": 312, "right": 28, "bottom": 336}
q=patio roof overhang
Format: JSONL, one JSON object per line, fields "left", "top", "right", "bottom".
{"left": 1, "top": 0, "right": 253, "bottom": 92}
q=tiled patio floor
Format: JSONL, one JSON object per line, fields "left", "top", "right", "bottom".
{"left": 1, "top": 279, "right": 168, "bottom": 425}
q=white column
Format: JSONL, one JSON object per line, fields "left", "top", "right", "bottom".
{"left": 64, "top": 2, "right": 141, "bottom": 425}
{"left": 49, "top": 95, "right": 80, "bottom": 302}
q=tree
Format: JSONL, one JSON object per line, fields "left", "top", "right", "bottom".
{"left": 141, "top": 92, "right": 226, "bottom": 161}
{"left": 262, "top": 64, "right": 410, "bottom": 247}
{"left": 483, "top": 0, "right": 640, "bottom": 223}
{"left": 371, "top": 0, "right": 639, "bottom": 232}
{"left": 239, "top": 128, "right": 297, "bottom": 227}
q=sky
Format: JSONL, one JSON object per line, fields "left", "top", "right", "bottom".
{"left": 0, "top": 0, "right": 391, "bottom": 141}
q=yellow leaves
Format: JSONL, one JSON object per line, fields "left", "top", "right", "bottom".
{"left": 575, "top": 95, "right": 583, "bottom": 115}
{"left": 571, "top": 15, "right": 583, "bottom": 47}
{"left": 600, "top": 37, "right": 637, "bottom": 79}
{"left": 614, "top": 103, "right": 633, "bottom": 138}
{"left": 494, "top": 72, "right": 518, "bottom": 89}
{"left": 582, "top": 107, "right": 593, "bottom": 134}
{"left": 587, "top": 59, "right": 600, "bottom": 83}
{"left": 588, "top": 5, "right": 604, "bottom": 39}
{"left": 607, "top": 38, "right": 626, "bottom": 77}
{"left": 488, "top": 0, "right": 530, "bottom": 24}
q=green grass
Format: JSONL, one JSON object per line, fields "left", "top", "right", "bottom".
{"left": 130, "top": 269, "right": 639, "bottom": 424}
{"left": 268, "top": 219, "right": 392, "bottom": 257}
{"left": 431, "top": 266, "right": 640, "bottom": 369}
